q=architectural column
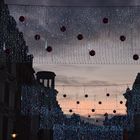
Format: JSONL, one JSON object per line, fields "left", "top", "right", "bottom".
{"left": 47, "top": 79, "right": 49, "bottom": 88}
{"left": 51, "top": 78, "right": 55, "bottom": 89}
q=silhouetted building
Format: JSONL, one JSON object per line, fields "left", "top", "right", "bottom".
{"left": 0, "top": 0, "right": 35, "bottom": 140}
{"left": 104, "top": 73, "right": 140, "bottom": 140}
{"left": 1, "top": 0, "right": 140, "bottom": 139}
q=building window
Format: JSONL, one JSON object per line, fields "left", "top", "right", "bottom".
{"left": 7, "top": 62, "right": 11, "bottom": 73}
{"left": 4, "top": 82, "right": 10, "bottom": 106}
{"left": 2, "top": 116, "right": 8, "bottom": 140}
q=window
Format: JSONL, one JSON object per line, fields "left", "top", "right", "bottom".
{"left": 4, "top": 82, "right": 10, "bottom": 106}
{"left": 2, "top": 116, "right": 8, "bottom": 140}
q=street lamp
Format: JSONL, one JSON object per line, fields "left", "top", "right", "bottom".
{"left": 11, "top": 133, "right": 17, "bottom": 139}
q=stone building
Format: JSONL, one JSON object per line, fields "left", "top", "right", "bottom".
{"left": 21, "top": 71, "right": 65, "bottom": 140}
{"left": 0, "top": 0, "right": 35, "bottom": 139}
{"left": 104, "top": 73, "right": 140, "bottom": 140}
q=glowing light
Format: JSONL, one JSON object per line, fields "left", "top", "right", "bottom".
{"left": 11, "top": 133, "right": 17, "bottom": 138}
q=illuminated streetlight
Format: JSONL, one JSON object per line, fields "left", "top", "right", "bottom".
{"left": 11, "top": 133, "right": 17, "bottom": 139}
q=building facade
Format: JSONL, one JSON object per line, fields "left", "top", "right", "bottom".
{"left": 0, "top": 0, "right": 35, "bottom": 139}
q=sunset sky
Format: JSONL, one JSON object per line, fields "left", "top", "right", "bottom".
{"left": 6, "top": 0, "right": 140, "bottom": 122}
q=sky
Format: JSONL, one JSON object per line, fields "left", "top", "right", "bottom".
{"left": 5, "top": 0, "right": 140, "bottom": 122}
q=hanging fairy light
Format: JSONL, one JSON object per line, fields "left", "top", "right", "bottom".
{"left": 34, "top": 34, "right": 41, "bottom": 40}
{"left": 46, "top": 46, "right": 53, "bottom": 52}
{"left": 103, "top": 17, "right": 109, "bottom": 24}
{"left": 85, "top": 94, "right": 88, "bottom": 98}
{"left": 113, "top": 110, "right": 116, "bottom": 114}
{"left": 88, "top": 115, "right": 91, "bottom": 118}
{"left": 77, "top": 34, "right": 84, "bottom": 40}
{"left": 63, "top": 94, "right": 67, "bottom": 98}
{"left": 60, "top": 26, "right": 66, "bottom": 32}
{"left": 89, "top": 50, "right": 96, "bottom": 56}
{"left": 133, "top": 54, "right": 139, "bottom": 61}
{"left": 98, "top": 101, "right": 102, "bottom": 105}
{"left": 106, "top": 93, "right": 110, "bottom": 97}
{"left": 19, "top": 16, "right": 25, "bottom": 22}
{"left": 76, "top": 101, "right": 80, "bottom": 104}
{"left": 120, "top": 35, "right": 126, "bottom": 41}
{"left": 69, "top": 109, "right": 73, "bottom": 113}
{"left": 120, "top": 101, "right": 123, "bottom": 104}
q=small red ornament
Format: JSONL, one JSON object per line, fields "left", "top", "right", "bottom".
{"left": 98, "top": 101, "right": 102, "bottom": 104}
{"left": 35, "top": 34, "right": 41, "bottom": 40}
{"left": 106, "top": 93, "right": 110, "bottom": 97}
{"left": 85, "top": 94, "right": 88, "bottom": 98}
{"left": 120, "top": 35, "right": 126, "bottom": 41}
{"left": 69, "top": 109, "right": 73, "bottom": 113}
{"left": 113, "top": 110, "right": 116, "bottom": 113}
{"left": 89, "top": 50, "right": 96, "bottom": 56}
{"left": 88, "top": 115, "right": 91, "bottom": 118}
{"left": 77, "top": 34, "right": 84, "bottom": 40}
{"left": 19, "top": 16, "right": 25, "bottom": 22}
{"left": 133, "top": 54, "right": 139, "bottom": 61}
{"left": 103, "top": 18, "right": 108, "bottom": 24}
{"left": 76, "top": 101, "right": 80, "bottom": 104}
{"left": 120, "top": 101, "right": 123, "bottom": 104}
{"left": 46, "top": 46, "right": 53, "bottom": 52}
{"left": 60, "top": 26, "right": 66, "bottom": 32}
{"left": 63, "top": 94, "right": 67, "bottom": 98}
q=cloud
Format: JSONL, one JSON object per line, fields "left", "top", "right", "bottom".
{"left": 33, "top": 65, "right": 117, "bottom": 86}
{"left": 6, "top": 1, "right": 140, "bottom": 65}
